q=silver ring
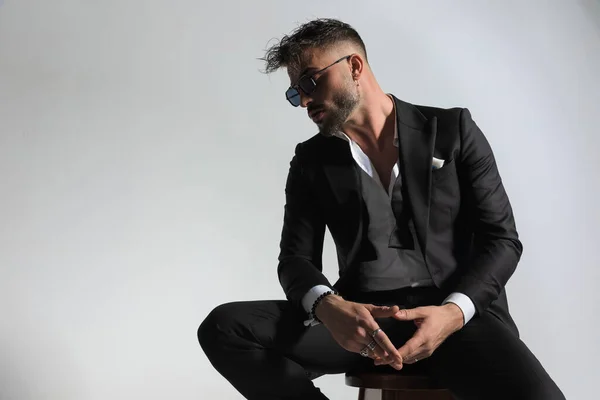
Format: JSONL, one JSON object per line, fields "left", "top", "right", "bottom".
{"left": 371, "top": 328, "right": 382, "bottom": 338}
{"left": 414, "top": 357, "right": 419, "bottom": 363}
{"left": 366, "top": 340, "right": 377, "bottom": 351}
{"left": 359, "top": 347, "right": 369, "bottom": 357}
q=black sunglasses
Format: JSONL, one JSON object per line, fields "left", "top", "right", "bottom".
{"left": 285, "top": 55, "right": 352, "bottom": 107}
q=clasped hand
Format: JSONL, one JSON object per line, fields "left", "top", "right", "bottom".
{"left": 315, "top": 295, "right": 464, "bottom": 370}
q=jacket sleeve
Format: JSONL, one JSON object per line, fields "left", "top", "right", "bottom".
{"left": 453, "top": 108, "right": 523, "bottom": 315}
{"left": 277, "top": 143, "right": 334, "bottom": 310}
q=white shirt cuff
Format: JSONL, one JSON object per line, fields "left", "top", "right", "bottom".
{"left": 301, "top": 285, "right": 333, "bottom": 327}
{"left": 442, "top": 292, "right": 476, "bottom": 325}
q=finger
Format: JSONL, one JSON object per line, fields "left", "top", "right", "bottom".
{"left": 373, "top": 354, "right": 404, "bottom": 370}
{"left": 403, "top": 352, "right": 430, "bottom": 364}
{"left": 396, "top": 334, "right": 425, "bottom": 362}
{"left": 367, "top": 326, "right": 403, "bottom": 367}
{"left": 373, "top": 355, "right": 396, "bottom": 366}
{"left": 354, "top": 344, "right": 377, "bottom": 360}
{"left": 356, "top": 307, "right": 402, "bottom": 367}
{"left": 355, "top": 341, "right": 396, "bottom": 365}
{"left": 350, "top": 326, "right": 387, "bottom": 362}
{"left": 366, "top": 304, "right": 400, "bottom": 319}
{"left": 392, "top": 307, "right": 429, "bottom": 322}
{"left": 353, "top": 329, "right": 398, "bottom": 367}
{"left": 357, "top": 336, "right": 389, "bottom": 363}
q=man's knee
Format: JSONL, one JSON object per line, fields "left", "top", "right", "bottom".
{"left": 524, "top": 379, "right": 565, "bottom": 400}
{"left": 197, "top": 302, "right": 242, "bottom": 350}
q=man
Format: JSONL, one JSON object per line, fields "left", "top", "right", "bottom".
{"left": 198, "top": 18, "right": 564, "bottom": 400}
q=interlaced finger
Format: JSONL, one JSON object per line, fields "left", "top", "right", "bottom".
{"left": 360, "top": 321, "right": 402, "bottom": 365}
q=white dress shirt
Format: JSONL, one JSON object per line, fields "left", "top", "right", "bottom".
{"left": 302, "top": 97, "right": 476, "bottom": 327}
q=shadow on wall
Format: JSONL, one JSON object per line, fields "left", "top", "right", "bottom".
{"left": 578, "top": 0, "right": 600, "bottom": 38}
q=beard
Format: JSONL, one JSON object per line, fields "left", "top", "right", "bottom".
{"left": 316, "top": 80, "right": 360, "bottom": 138}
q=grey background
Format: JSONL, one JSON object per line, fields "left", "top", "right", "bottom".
{"left": 1, "top": 1, "right": 598, "bottom": 399}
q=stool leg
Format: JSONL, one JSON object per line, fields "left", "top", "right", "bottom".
{"left": 381, "top": 390, "right": 397, "bottom": 400}
{"left": 357, "top": 387, "right": 365, "bottom": 400}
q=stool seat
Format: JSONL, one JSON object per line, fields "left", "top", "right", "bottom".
{"left": 345, "top": 371, "right": 454, "bottom": 400}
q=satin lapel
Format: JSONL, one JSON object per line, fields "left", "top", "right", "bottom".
{"left": 394, "top": 97, "right": 437, "bottom": 256}
{"left": 323, "top": 137, "right": 363, "bottom": 266}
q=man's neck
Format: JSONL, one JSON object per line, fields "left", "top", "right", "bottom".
{"left": 341, "top": 91, "right": 396, "bottom": 150}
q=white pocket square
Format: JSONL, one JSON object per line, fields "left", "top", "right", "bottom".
{"left": 432, "top": 157, "right": 445, "bottom": 169}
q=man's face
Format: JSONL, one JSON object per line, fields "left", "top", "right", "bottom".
{"left": 287, "top": 48, "right": 360, "bottom": 137}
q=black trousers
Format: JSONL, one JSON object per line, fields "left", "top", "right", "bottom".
{"left": 198, "top": 287, "right": 564, "bottom": 400}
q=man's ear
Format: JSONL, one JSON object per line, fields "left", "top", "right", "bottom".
{"left": 349, "top": 54, "right": 364, "bottom": 81}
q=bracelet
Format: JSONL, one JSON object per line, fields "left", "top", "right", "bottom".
{"left": 309, "top": 290, "right": 339, "bottom": 323}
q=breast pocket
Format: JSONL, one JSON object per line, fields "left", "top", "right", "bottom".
{"left": 432, "top": 158, "right": 456, "bottom": 182}
{"left": 430, "top": 159, "right": 459, "bottom": 232}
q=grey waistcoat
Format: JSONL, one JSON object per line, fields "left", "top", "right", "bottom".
{"left": 354, "top": 166, "right": 433, "bottom": 292}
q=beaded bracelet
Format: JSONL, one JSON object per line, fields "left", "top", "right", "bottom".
{"left": 309, "top": 290, "right": 339, "bottom": 323}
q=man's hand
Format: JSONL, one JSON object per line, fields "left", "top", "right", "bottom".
{"left": 315, "top": 295, "right": 404, "bottom": 369}
{"left": 374, "top": 303, "right": 464, "bottom": 366}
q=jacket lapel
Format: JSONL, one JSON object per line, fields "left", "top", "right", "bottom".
{"left": 393, "top": 96, "right": 437, "bottom": 256}
{"left": 322, "top": 137, "right": 364, "bottom": 266}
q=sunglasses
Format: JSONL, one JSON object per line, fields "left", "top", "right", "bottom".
{"left": 285, "top": 55, "right": 352, "bottom": 107}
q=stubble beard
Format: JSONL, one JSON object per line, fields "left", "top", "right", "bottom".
{"left": 317, "top": 83, "right": 360, "bottom": 138}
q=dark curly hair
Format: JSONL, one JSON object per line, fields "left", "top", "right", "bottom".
{"left": 260, "top": 18, "right": 368, "bottom": 74}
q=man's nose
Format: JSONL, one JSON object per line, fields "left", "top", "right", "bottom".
{"left": 299, "top": 91, "right": 312, "bottom": 108}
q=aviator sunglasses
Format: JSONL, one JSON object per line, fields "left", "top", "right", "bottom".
{"left": 285, "top": 55, "right": 352, "bottom": 107}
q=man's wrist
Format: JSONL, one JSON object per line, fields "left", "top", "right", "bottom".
{"left": 442, "top": 292, "right": 476, "bottom": 325}
{"left": 314, "top": 293, "right": 343, "bottom": 322}
{"left": 302, "top": 285, "right": 333, "bottom": 314}
{"left": 442, "top": 302, "right": 465, "bottom": 331}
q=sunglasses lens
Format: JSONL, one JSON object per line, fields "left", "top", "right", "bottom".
{"left": 286, "top": 87, "right": 301, "bottom": 107}
{"left": 298, "top": 77, "right": 316, "bottom": 95}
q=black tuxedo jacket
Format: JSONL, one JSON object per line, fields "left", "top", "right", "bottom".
{"left": 277, "top": 96, "right": 522, "bottom": 330}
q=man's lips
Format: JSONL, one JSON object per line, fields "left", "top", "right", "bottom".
{"left": 309, "top": 108, "right": 325, "bottom": 121}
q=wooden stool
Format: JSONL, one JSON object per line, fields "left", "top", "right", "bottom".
{"left": 345, "top": 372, "right": 454, "bottom": 400}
